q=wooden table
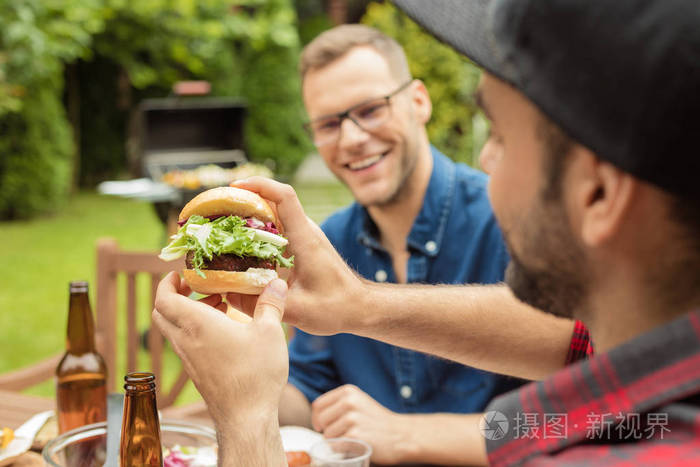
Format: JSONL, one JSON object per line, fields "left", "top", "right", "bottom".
{"left": 0, "top": 390, "right": 54, "bottom": 430}
{"left": 0, "top": 389, "right": 214, "bottom": 466}
{"left": 0, "top": 389, "right": 213, "bottom": 430}
{"left": 0, "top": 394, "right": 434, "bottom": 466}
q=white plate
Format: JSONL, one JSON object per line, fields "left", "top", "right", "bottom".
{"left": 280, "top": 426, "right": 323, "bottom": 452}
{"left": 97, "top": 179, "right": 176, "bottom": 201}
{"left": 0, "top": 410, "right": 53, "bottom": 466}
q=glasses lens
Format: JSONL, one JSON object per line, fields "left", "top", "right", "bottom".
{"left": 308, "top": 97, "right": 392, "bottom": 147}
{"left": 350, "top": 99, "right": 390, "bottom": 130}
{"left": 310, "top": 117, "right": 342, "bottom": 147}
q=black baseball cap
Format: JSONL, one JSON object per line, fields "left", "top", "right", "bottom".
{"left": 394, "top": 0, "right": 700, "bottom": 198}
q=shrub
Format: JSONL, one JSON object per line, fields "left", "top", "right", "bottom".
{"left": 0, "top": 0, "right": 311, "bottom": 221}
{"left": 218, "top": 0, "right": 313, "bottom": 177}
{"left": 362, "top": 2, "right": 487, "bottom": 167}
{"left": 88, "top": 0, "right": 312, "bottom": 180}
{"left": 0, "top": 79, "right": 74, "bottom": 219}
{"left": 238, "top": 43, "right": 311, "bottom": 177}
{"left": 0, "top": 0, "right": 100, "bottom": 220}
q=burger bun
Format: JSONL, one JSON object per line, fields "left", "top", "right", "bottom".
{"left": 178, "top": 186, "right": 276, "bottom": 225}
{"left": 183, "top": 268, "right": 279, "bottom": 295}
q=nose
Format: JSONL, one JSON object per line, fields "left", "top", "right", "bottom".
{"left": 337, "top": 116, "right": 370, "bottom": 149}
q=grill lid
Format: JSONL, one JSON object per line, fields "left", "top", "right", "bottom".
{"left": 138, "top": 97, "right": 247, "bottom": 178}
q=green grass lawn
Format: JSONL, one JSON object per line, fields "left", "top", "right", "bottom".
{"left": 0, "top": 181, "right": 352, "bottom": 405}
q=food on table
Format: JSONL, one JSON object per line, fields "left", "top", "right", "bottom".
{"left": 163, "top": 445, "right": 310, "bottom": 466}
{"left": 161, "top": 163, "right": 273, "bottom": 190}
{"left": 31, "top": 415, "right": 57, "bottom": 450}
{"left": 159, "top": 186, "right": 293, "bottom": 295}
{"left": 163, "top": 445, "right": 217, "bottom": 467}
{"left": 286, "top": 450, "right": 312, "bottom": 466}
{"left": 1, "top": 426, "right": 14, "bottom": 450}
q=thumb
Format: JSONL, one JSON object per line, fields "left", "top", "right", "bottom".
{"left": 253, "top": 279, "right": 287, "bottom": 324}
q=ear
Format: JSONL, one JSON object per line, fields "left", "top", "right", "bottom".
{"left": 479, "top": 138, "right": 500, "bottom": 175}
{"left": 573, "top": 150, "right": 636, "bottom": 247}
{"left": 409, "top": 80, "right": 432, "bottom": 125}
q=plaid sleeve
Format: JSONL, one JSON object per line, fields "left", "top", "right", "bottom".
{"left": 565, "top": 320, "right": 594, "bottom": 364}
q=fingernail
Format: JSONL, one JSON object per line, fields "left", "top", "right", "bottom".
{"left": 231, "top": 178, "right": 248, "bottom": 186}
{"left": 266, "top": 279, "right": 287, "bottom": 299}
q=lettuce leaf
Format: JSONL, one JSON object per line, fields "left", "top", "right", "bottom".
{"left": 159, "top": 215, "right": 294, "bottom": 276}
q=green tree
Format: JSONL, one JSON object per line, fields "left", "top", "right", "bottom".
{"left": 0, "top": 0, "right": 107, "bottom": 219}
{"left": 80, "top": 0, "right": 311, "bottom": 183}
{"left": 0, "top": 0, "right": 311, "bottom": 219}
{"left": 362, "top": 2, "right": 487, "bottom": 167}
{"left": 231, "top": 0, "right": 312, "bottom": 176}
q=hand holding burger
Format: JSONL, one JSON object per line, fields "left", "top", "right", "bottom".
{"left": 159, "top": 186, "right": 293, "bottom": 295}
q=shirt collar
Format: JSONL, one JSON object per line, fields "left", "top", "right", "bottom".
{"left": 356, "top": 146, "right": 456, "bottom": 257}
{"left": 553, "top": 308, "right": 700, "bottom": 418}
{"left": 488, "top": 308, "right": 700, "bottom": 464}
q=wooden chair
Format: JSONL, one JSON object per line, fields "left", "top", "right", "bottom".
{"left": 95, "top": 237, "right": 184, "bottom": 401}
{"left": 0, "top": 238, "right": 207, "bottom": 420}
{"left": 0, "top": 355, "right": 62, "bottom": 392}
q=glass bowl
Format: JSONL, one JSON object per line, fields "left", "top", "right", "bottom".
{"left": 42, "top": 419, "right": 217, "bottom": 467}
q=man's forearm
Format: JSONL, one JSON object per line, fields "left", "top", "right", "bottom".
{"left": 394, "top": 413, "right": 488, "bottom": 466}
{"left": 278, "top": 383, "right": 312, "bottom": 428}
{"left": 216, "top": 413, "right": 286, "bottom": 467}
{"left": 351, "top": 283, "right": 575, "bottom": 380}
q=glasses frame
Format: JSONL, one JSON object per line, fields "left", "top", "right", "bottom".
{"left": 304, "top": 79, "right": 414, "bottom": 147}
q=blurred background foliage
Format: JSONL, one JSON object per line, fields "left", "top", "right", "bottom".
{"left": 361, "top": 2, "right": 486, "bottom": 167}
{"left": 0, "top": 0, "right": 484, "bottom": 221}
{"left": 0, "top": 0, "right": 310, "bottom": 220}
{"left": 0, "top": 0, "right": 100, "bottom": 219}
{"left": 1, "top": 0, "right": 489, "bottom": 404}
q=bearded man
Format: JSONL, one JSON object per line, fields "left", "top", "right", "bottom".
{"left": 154, "top": 1, "right": 700, "bottom": 465}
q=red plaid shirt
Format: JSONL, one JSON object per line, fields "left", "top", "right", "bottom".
{"left": 565, "top": 320, "right": 594, "bottom": 364}
{"left": 485, "top": 311, "right": 700, "bottom": 466}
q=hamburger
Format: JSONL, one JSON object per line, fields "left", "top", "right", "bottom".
{"left": 159, "top": 186, "right": 293, "bottom": 295}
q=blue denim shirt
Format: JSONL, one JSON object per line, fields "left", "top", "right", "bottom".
{"left": 288, "top": 147, "right": 517, "bottom": 413}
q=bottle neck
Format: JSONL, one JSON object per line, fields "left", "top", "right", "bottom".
{"left": 121, "top": 376, "right": 162, "bottom": 466}
{"left": 123, "top": 387, "right": 159, "bottom": 416}
{"left": 66, "top": 291, "right": 96, "bottom": 354}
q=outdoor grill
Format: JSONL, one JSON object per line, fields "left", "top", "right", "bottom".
{"left": 137, "top": 96, "right": 248, "bottom": 230}
{"left": 139, "top": 96, "right": 247, "bottom": 180}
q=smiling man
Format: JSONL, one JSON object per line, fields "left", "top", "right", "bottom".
{"left": 153, "top": 0, "right": 700, "bottom": 466}
{"left": 279, "top": 25, "right": 529, "bottom": 464}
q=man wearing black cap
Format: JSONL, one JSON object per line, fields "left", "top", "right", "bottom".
{"left": 153, "top": 0, "right": 700, "bottom": 465}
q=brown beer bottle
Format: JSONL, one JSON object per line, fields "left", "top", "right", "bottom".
{"left": 120, "top": 372, "right": 163, "bottom": 467}
{"left": 56, "top": 281, "right": 108, "bottom": 434}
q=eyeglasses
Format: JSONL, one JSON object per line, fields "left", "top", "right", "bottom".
{"left": 305, "top": 80, "right": 413, "bottom": 148}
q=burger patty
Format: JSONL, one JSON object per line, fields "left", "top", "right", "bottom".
{"left": 185, "top": 251, "right": 275, "bottom": 271}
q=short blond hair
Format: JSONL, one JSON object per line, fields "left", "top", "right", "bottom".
{"left": 299, "top": 24, "right": 411, "bottom": 83}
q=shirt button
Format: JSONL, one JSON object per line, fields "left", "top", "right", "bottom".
{"left": 400, "top": 385, "right": 413, "bottom": 399}
{"left": 425, "top": 240, "right": 437, "bottom": 252}
{"left": 375, "top": 270, "right": 388, "bottom": 282}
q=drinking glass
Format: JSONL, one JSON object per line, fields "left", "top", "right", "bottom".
{"left": 309, "top": 437, "right": 371, "bottom": 467}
